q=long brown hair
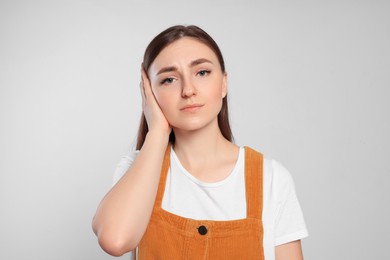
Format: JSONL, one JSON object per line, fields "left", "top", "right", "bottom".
{"left": 136, "top": 25, "right": 233, "bottom": 150}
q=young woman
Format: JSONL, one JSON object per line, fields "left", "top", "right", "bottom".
{"left": 92, "top": 25, "right": 308, "bottom": 260}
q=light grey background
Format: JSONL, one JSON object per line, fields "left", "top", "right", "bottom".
{"left": 1, "top": 0, "right": 389, "bottom": 259}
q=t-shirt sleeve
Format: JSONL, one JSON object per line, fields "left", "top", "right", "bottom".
{"left": 271, "top": 160, "right": 309, "bottom": 246}
{"left": 112, "top": 150, "right": 139, "bottom": 186}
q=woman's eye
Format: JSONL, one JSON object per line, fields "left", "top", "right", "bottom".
{"left": 197, "top": 70, "right": 210, "bottom": 77}
{"left": 160, "top": 77, "right": 175, "bottom": 85}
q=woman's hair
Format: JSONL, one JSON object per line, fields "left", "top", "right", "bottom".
{"left": 136, "top": 25, "right": 233, "bottom": 150}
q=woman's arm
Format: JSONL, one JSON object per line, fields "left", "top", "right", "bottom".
{"left": 92, "top": 132, "right": 168, "bottom": 256}
{"left": 275, "top": 240, "right": 304, "bottom": 260}
{"left": 92, "top": 68, "right": 171, "bottom": 256}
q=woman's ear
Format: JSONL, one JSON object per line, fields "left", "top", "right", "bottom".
{"left": 222, "top": 72, "right": 228, "bottom": 98}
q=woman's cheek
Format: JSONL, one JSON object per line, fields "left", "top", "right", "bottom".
{"left": 208, "top": 84, "right": 224, "bottom": 102}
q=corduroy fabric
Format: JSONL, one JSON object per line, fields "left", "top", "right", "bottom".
{"left": 138, "top": 146, "right": 264, "bottom": 260}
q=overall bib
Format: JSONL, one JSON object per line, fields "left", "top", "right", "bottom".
{"left": 138, "top": 146, "right": 264, "bottom": 260}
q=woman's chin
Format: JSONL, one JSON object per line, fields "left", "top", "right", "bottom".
{"left": 171, "top": 119, "right": 218, "bottom": 134}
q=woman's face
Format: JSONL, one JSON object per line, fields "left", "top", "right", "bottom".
{"left": 148, "top": 37, "right": 227, "bottom": 132}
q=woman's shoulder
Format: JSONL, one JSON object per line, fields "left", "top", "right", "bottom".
{"left": 264, "top": 158, "right": 294, "bottom": 184}
{"left": 262, "top": 155, "right": 299, "bottom": 203}
{"left": 112, "top": 149, "right": 140, "bottom": 186}
{"left": 244, "top": 146, "right": 296, "bottom": 195}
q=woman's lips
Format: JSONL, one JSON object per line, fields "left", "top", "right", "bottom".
{"left": 180, "top": 104, "right": 204, "bottom": 112}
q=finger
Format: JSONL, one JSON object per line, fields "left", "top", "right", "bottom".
{"left": 139, "top": 66, "right": 148, "bottom": 103}
{"left": 141, "top": 66, "right": 153, "bottom": 99}
{"left": 140, "top": 80, "right": 146, "bottom": 105}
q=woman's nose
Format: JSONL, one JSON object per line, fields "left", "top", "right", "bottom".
{"left": 181, "top": 79, "right": 197, "bottom": 98}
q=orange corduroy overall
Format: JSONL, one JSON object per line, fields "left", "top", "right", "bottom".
{"left": 138, "top": 146, "right": 264, "bottom": 260}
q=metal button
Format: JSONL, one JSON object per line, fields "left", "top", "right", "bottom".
{"left": 198, "top": 225, "right": 208, "bottom": 235}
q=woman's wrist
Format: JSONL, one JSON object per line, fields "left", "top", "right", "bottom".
{"left": 145, "top": 130, "right": 170, "bottom": 145}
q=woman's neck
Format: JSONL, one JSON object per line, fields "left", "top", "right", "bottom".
{"left": 172, "top": 120, "right": 239, "bottom": 181}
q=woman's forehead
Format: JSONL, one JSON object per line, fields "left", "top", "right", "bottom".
{"left": 150, "top": 37, "right": 219, "bottom": 70}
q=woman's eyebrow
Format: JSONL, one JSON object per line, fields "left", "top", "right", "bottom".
{"left": 156, "top": 58, "right": 213, "bottom": 76}
{"left": 190, "top": 58, "right": 213, "bottom": 67}
{"left": 157, "top": 66, "right": 177, "bottom": 75}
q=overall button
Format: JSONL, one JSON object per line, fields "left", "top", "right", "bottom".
{"left": 198, "top": 225, "right": 208, "bottom": 235}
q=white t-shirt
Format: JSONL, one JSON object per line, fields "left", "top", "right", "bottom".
{"left": 113, "top": 146, "right": 308, "bottom": 260}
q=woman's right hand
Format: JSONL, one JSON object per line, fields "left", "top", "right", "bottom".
{"left": 140, "top": 65, "right": 171, "bottom": 136}
{"left": 93, "top": 66, "right": 172, "bottom": 256}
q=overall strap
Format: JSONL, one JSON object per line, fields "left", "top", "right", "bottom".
{"left": 154, "top": 144, "right": 171, "bottom": 208}
{"left": 244, "top": 146, "right": 264, "bottom": 219}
